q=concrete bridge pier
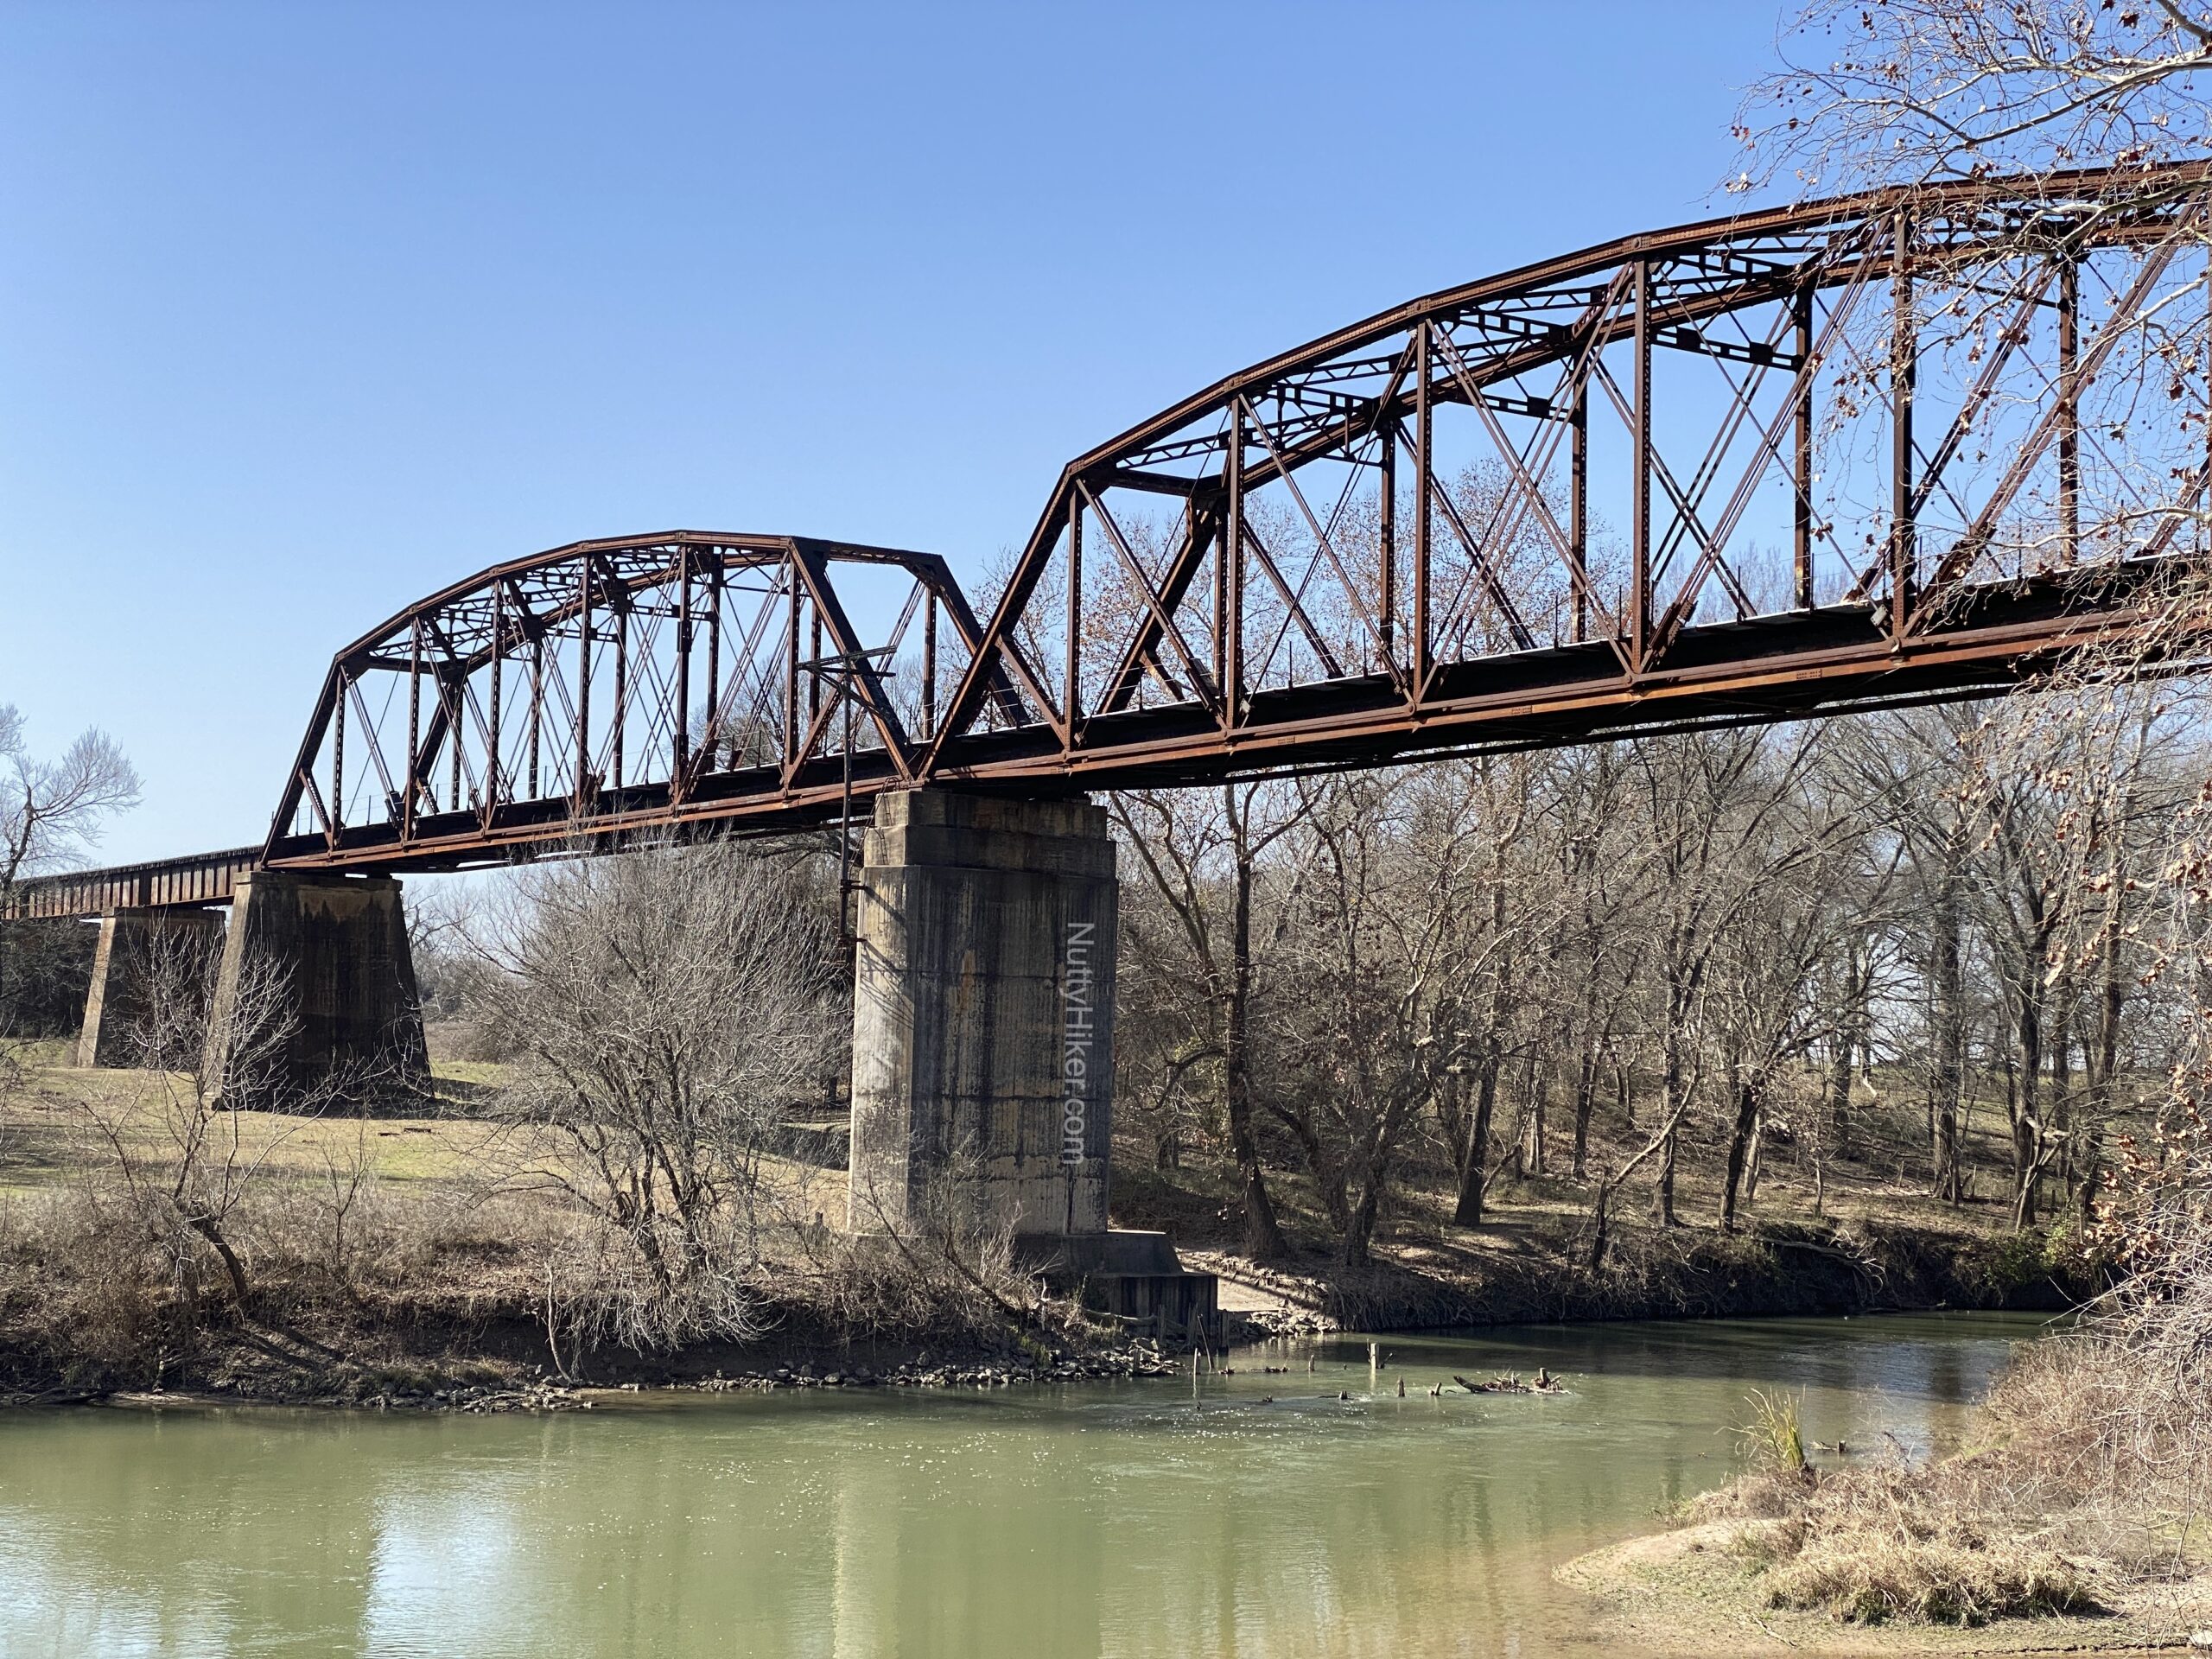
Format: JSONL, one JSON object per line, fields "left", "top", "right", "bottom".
{"left": 203, "top": 869, "right": 429, "bottom": 1109}
{"left": 845, "top": 788, "right": 1218, "bottom": 1338}
{"left": 847, "top": 789, "right": 1117, "bottom": 1253}
{"left": 76, "top": 906, "right": 226, "bottom": 1068}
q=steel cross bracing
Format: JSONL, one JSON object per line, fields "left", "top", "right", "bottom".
{"left": 14, "top": 162, "right": 2212, "bottom": 915}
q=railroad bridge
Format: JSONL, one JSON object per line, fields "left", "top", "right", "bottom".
{"left": 16, "top": 165, "right": 2211, "bottom": 1280}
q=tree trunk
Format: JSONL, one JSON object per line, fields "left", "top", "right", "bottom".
{"left": 2078, "top": 895, "right": 2126, "bottom": 1223}
{"left": 184, "top": 1210, "right": 252, "bottom": 1307}
{"left": 1719, "top": 1078, "right": 1761, "bottom": 1232}
{"left": 1340, "top": 1183, "right": 1378, "bottom": 1274}
{"left": 1929, "top": 850, "right": 1966, "bottom": 1204}
{"left": 2012, "top": 971, "right": 2044, "bottom": 1232}
{"left": 2049, "top": 996, "right": 2075, "bottom": 1198}
{"left": 1224, "top": 859, "right": 1288, "bottom": 1261}
{"left": 1572, "top": 1043, "right": 1599, "bottom": 1179}
{"left": 1654, "top": 985, "right": 1685, "bottom": 1228}
{"left": 1452, "top": 1055, "right": 1497, "bottom": 1226}
{"left": 1824, "top": 1028, "right": 1853, "bottom": 1165}
{"left": 1522, "top": 1053, "right": 1547, "bottom": 1179}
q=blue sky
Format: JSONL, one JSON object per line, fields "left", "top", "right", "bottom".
{"left": 2, "top": 1, "right": 1786, "bottom": 864}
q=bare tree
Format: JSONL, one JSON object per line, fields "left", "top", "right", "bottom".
{"left": 1111, "top": 782, "right": 1312, "bottom": 1261}
{"left": 471, "top": 841, "right": 839, "bottom": 1349}
{"left": 74, "top": 921, "right": 308, "bottom": 1310}
{"left": 0, "top": 704, "right": 141, "bottom": 895}
{"left": 1740, "top": 2, "right": 2212, "bottom": 196}
{"left": 0, "top": 705, "right": 140, "bottom": 1055}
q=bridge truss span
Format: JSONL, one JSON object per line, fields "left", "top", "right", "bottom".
{"left": 83, "top": 160, "right": 2212, "bottom": 893}
{"left": 928, "top": 161, "right": 2212, "bottom": 791}
{"left": 264, "top": 533, "right": 1006, "bottom": 873}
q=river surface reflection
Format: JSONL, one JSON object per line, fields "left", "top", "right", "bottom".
{"left": 0, "top": 1312, "right": 2049, "bottom": 1657}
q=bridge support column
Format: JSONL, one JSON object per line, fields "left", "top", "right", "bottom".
{"left": 846, "top": 789, "right": 1116, "bottom": 1256}
{"left": 76, "top": 907, "right": 226, "bottom": 1068}
{"left": 204, "top": 870, "right": 429, "bottom": 1109}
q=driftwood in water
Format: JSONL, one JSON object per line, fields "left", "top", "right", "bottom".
{"left": 1452, "top": 1370, "right": 1567, "bottom": 1395}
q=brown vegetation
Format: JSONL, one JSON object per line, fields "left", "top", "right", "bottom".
{"left": 0, "top": 841, "right": 1123, "bottom": 1405}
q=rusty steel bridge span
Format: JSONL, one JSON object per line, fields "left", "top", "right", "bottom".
{"left": 18, "top": 162, "right": 2212, "bottom": 921}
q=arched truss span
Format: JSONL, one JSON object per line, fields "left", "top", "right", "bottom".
{"left": 264, "top": 162, "right": 2212, "bottom": 875}
{"left": 925, "top": 160, "right": 2212, "bottom": 786}
{"left": 265, "top": 533, "right": 1003, "bottom": 870}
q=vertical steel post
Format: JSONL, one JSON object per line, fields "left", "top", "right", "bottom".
{"left": 1794, "top": 283, "right": 1816, "bottom": 609}
{"left": 704, "top": 559, "right": 722, "bottom": 770}
{"left": 785, "top": 561, "right": 802, "bottom": 768}
{"left": 1224, "top": 403, "right": 1244, "bottom": 729}
{"left": 1628, "top": 259, "right": 1645, "bottom": 664}
{"left": 1632, "top": 259, "right": 1651, "bottom": 667}
{"left": 674, "top": 549, "right": 692, "bottom": 796}
{"left": 1065, "top": 492, "right": 1083, "bottom": 743}
{"left": 921, "top": 590, "right": 938, "bottom": 741}
{"left": 1570, "top": 372, "right": 1589, "bottom": 643}
{"left": 487, "top": 583, "right": 503, "bottom": 810}
{"left": 809, "top": 609, "right": 823, "bottom": 726}
{"left": 448, "top": 671, "right": 461, "bottom": 812}
{"left": 1891, "top": 208, "right": 1916, "bottom": 632}
{"left": 575, "top": 556, "right": 593, "bottom": 804}
{"left": 406, "top": 620, "right": 421, "bottom": 836}
{"left": 1414, "top": 323, "right": 1433, "bottom": 701}
{"left": 613, "top": 605, "right": 628, "bottom": 791}
{"left": 332, "top": 680, "right": 345, "bottom": 831}
{"left": 1378, "top": 422, "right": 1397, "bottom": 665}
{"left": 2059, "top": 257, "right": 2080, "bottom": 566}
{"left": 528, "top": 634, "right": 542, "bottom": 798}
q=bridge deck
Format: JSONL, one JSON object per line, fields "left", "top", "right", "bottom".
{"left": 11, "top": 848, "right": 260, "bottom": 921}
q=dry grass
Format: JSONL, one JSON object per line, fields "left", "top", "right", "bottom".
{"left": 1704, "top": 1464, "right": 2118, "bottom": 1626}
{"left": 1736, "top": 1387, "right": 1808, "bottom": 1475}
{"left": 1678, "top": 1262, "right": 2212, "bottom": 1630}
{"left": 1754, "top": 1522, "right": 2107, "bottom": 1626}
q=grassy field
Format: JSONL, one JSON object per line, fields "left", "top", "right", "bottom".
{"left": 0, "top": 1040, "right": 848, "bottom": 1224}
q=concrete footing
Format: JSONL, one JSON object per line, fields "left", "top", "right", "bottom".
{"left": 75, "top": 907, "right": 226, "bottom": 1068}
{"left": 1067, "top": 1230, "right": 1223, "bottom": 1346}
{"left": 203, "top": 869, "right": 429, "bottom": 1109}
{"left": 846, "top": 789, "right": 1117, "bottom": 1243}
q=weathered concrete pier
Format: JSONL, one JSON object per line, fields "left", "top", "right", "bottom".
{"left": 75, "top": 906, "right": 225, "bottom": 1067}
{"left": 845, "top": 788, "right": 1216, "bottom": 1335}
{"left": 846, "top": 790, "right": 1116, "bottom": 1248}
{"left": 200, "top": 869, "right": 429, "bottom": 1108}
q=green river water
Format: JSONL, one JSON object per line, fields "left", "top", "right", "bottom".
{"left": 0, "top": 1312, "right": 2049, "bottom": 1658}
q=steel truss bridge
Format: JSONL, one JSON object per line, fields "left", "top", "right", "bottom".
{"left": 18, "top": 162, "right": 2212, "bottom": 920}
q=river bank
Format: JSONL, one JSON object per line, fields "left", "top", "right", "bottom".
{"left": 0, "top": 1212, "right": 2082, "bottom": 1414}
{"left": 1559, "top": 1518, "right": 2212, "bottom": 1656}
{"left": 1556, "top": 1273, "right": 2212, "bottom": 1656}
{"left": 1194, "top": 1212, "right": 2094, "bottom": 1334}
{"left": 0, "top": 1052, "right": 2097, "bottom": 1412}
{"left": 0, "top": 1313, "right": 2051, "bottom": 1658}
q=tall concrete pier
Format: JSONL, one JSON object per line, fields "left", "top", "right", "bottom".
{"left": 76, "top": 907, "right": 226, "bottom": 1067}
{"left": 846, "top": 789, "right": 1116, "bottom": 1255}
{"left": 203, "top": 869, "right": 429, "bottom": 1108}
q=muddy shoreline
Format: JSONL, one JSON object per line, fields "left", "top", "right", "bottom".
{"left": 1, "top": 1214, "right": 2084, "bottom": 1416}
